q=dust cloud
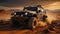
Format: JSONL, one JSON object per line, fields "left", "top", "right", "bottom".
{"left": 0, "top": 10, "right": 12, "bottom": 21}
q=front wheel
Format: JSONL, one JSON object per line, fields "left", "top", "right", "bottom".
{"left": 28, "top": 17, "right": 38, "bottom": 30}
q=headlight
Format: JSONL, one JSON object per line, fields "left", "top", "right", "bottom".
{"left": 21, "top": 15, "right": 23, "bottom": 17}
{"left": 14, "top": 13, "right": 16, "bottom": 15}
{"left": 25, "top": 12, "right": 28, "bottom": 15}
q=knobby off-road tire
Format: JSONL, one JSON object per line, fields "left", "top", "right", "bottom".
{"left": 28, "top": 17, "right": 38, "bottom": 30}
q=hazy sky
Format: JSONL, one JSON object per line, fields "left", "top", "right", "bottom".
{"left": 0, "top": 0, "right": 60, "bottom": 10}
{"left": 0, "top": 0, "right": 60, "bottom": 7}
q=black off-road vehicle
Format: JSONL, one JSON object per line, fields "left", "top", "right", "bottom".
{"left": 11, "top": 5, "right": 47, "bottom": 29}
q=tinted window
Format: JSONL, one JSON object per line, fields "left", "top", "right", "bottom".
{"left": 16, "top": 12, "right": 25, "bottom": 15}
{"left": 25, "top": 7, "right": 37, "bottom": 11}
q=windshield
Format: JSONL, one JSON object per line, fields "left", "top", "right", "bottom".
{"left": 25, "top": 7, "right": 37, "bottom": 11}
